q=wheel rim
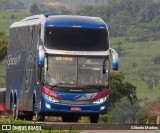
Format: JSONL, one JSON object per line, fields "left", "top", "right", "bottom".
{"left": 12, "top": 104, "right": 20, "bottom": 120}
{"left": 33, "top": 99, "right": 44, "bottom": 121}
{"left": 35, "top": 112, "right": 38, "bottom": 119}
{"left": 33, "top": 101, "right": 38, "bottom": 119}
{"left": 12, "top": 104, "right": 16, "bottom": 119}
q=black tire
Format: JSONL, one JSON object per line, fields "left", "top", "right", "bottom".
{"left": 19, "top": 115, "right": 25, "bottom": 120}
{"left": 25, "top": 113, "right": 33, "bottom": 121}
{"left": 10, "top": 97, "right": 24, "bottom": 120}
{"left": 89, "top": 114, "right": 99, "bottom": 123}
{"left": 35, "top": 112, "right": 45, "bottom": 121}
{"left": 33, "top": 96, "right": 45, "bottom": 121}
{"left": 33, "top": 99, "right": 45, "bottom": 121}
{"left": 62, "top": 116, "right": 79, "bottom": 122}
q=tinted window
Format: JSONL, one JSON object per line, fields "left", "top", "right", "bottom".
{"left": 8, "top": 25, "right": 41, "bottom": 51}
{"left": 45, "top": 27, "right": 109, "bottom": 51}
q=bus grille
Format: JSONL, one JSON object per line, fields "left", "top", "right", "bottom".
{"left": 59, "top": 100, "right": 91, "bottom": 104}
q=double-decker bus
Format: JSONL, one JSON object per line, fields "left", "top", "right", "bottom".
{"left": 6, "top": 14, "right": 119, "bottom": 123}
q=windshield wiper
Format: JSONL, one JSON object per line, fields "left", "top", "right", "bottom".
{"left": 45, "top": 82, "right": 74, "bottom": 88}
{"left": 53, "top": 82, "right": 75, "bottom": 87}
{"left": 79, "top": 85, "right": 106, "bottom": 91}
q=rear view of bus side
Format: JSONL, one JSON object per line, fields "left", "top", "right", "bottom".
{"left": 6, "top": 14, "right": 119, "bottom": 123}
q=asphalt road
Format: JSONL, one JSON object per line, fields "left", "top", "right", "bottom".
{"left": 35, "top": 120, "right": 160, "bottom": 133}
{"left": 80, "top": 130, "right": 160, "bottom": 133}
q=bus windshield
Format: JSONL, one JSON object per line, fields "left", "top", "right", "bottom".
{"left": 44, "top": 56, "right": 109, "bottom": 89}
{"left": 45, "top": 27, "right": 109, "bottom": 51}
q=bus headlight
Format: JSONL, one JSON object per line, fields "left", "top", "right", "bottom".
{"left": 42, "top": 93, "right": 59, "bottom": 103}
{"left": 92, "top": 96, "right": 108, "bottom": 104}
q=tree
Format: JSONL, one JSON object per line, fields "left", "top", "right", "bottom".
{"left": 75, "top": 0, "right": 160, "bottom": 40}
{"left": 30, "top": 4, "right": 40, "bottom": 15}
{"left": 132, "top": 62, "right": 138, "bottom": 71}
{"left": 40, "top": 5, "right": 72, "bottom": 15}
{"left": 148, "top": 74, "right": 158, "bottom": 90}
{"left": 0, "top": 0, "right": 11, "bottom": 10}
{"left": 115, "top": 42, "right": 125, "bottom": 56}
{"left": 109, "top": 71, "right": 137, "bottom": 107}
{"left": 138, "top": 68, "right": 160, "bottom": 90}
{"left": 76, "top": 5, "right": 95, "bottom": 16}
{"left": 10, "top": 15, "right": 16, "bottom": 19}
{"left": 109, "top": 98, "right": 147, "bottom": 124}
{"left": 0, "top": 32, "right": 8, "bottom": 62}
{"left": 152, "top": 55, "right": 160, "bottom": 64}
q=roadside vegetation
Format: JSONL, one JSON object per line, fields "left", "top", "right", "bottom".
{"left": 0, "top": 117, "right": 80, "bottom": 133}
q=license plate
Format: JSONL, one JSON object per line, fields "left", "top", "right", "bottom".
{"left": 71, "top": 106, "right": 81, "bottom": 111}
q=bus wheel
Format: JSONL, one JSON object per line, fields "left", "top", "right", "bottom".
{"left": 12, "top": 104, "right": 21, "bottom": 120}
{"left": 89, "top": 114, "right": 99, "bottom": 123}
{"left": 25, "top": 113, "right": 33, "bottom": 121}
{"left": 62, "top": 116, "right": 79, "bottom": 122}
{"left": 33, "top": 101, "right": 45, "bottom": 121}
{"left": 35, "top": 112, "right": 45, "bottom": 121}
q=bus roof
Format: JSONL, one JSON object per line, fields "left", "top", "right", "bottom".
{"left": 10, "top": 14, "right": 108, "bottom": 29}
{"left": 45, "top": 15, "right": 107, "bottom": 29}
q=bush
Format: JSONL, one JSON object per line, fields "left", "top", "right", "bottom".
{"left": 1, "top": 117, "right": 80, "bottom": 133}
{"left": 79, "top": 116, "right": 89, "bottom": 123}
{"left": 137, "top": 117, "right": 148, "bottom": 124}
{"left": 99, "top": 114, "right": 112, "bottom": 124}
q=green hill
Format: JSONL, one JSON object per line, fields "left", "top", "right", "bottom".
{"left": 0, "top": 11, "right": 30, "bottom": 33}
{"left": 110, "top": 38, "right": 160, "bottom": 100}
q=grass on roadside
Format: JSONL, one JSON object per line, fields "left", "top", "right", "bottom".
{"left": 0, "top": 117, "right": 80, "bottom": 133}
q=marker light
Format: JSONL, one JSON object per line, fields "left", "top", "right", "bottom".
{"left": 38, "top": 45, "right": 45, "bottom": 67}
{"left": 100, "top": 105, "right": 106, "bottom": 110}
{"left": 45, "top": 103, "right": 51, "bottom": 109}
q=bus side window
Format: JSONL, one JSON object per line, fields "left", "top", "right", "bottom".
{"left": 37, "top": 25, "right": 41, "bottom": 50}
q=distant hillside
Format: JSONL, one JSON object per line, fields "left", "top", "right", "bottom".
{"left": 1, "top": 0, "right": 159, "bottom": 11}
{"left": 0, "top": 0, "right": 44, "bottom": 11}
{"left": 41, "top": 0, "right": 108, "bottom": 9}
{"left": 0, "top": 0, "right": 108, "bottom": 11}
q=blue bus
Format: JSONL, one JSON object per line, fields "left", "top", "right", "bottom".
{"left": 6, "top": 14, "right": 119, "bottom": 123}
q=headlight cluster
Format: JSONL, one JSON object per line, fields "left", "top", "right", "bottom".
{"left": 42, "top": 93, "right": 59, "bottom": 103}
{"left": 92, "top": 96, "right": 108, "bottom": 104}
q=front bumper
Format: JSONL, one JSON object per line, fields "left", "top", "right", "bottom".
{"left": 41, "top": 96, "right": 108, "bottom": 115}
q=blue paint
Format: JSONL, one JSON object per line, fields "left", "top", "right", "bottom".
{"left": 110, "top": 48, "right": 119, "bottom": 71}
{"left": 113, "top": 60, "right": 119, "bottom": 70}
{"left": 44, "top": 15, "right": 107, "bottom": 29}
{"left": 55, "top": 91, "right": 85, "bottom": 100}
{"left": 41, "top": 96, "right": 108, "bottom": 114}
{"left": 38, "top": 45, "right": 45, "bottom": 67}
{"left": 38, "top": 55, "right": 44, "bottom": 67}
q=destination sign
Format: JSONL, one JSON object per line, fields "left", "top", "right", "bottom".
{"left": 55, "top": 57, "right": 74, "bottom": 62}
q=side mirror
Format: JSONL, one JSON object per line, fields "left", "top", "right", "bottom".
{"left": 38, "top": 45, "right": 45, "bottom": 67}
{"left": 110, "top": 48, "right": 119, "bottom": 70}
